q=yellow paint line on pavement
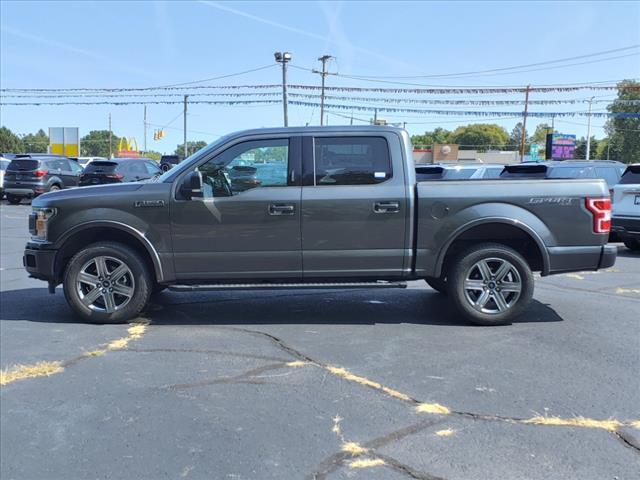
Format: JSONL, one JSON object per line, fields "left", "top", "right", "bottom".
{"left": 416, "top": 402, "right": 451, "bottom": 414}
{"left": 0, "top": 361, "right": 64, "bottom": 386}
{"left": 523, "top": 415, "right": 622, "bottom": 432}
{"left": 286, "top": 360, "right": 308, "bottom": 367}
{"left": 565, "top": 273, "right": 585, "bottom": 280}
{"left": 616, "top": 287, "right": 640, "bottom": 295}
{"left": 348, "top": 458, "right": 386, "bottom": 469}
{"left": 325, "top": 365, "right": 412, "bottom": 401}
{"left": 1, "top": 321, "right": 149, "bottom": 387}
{"left": 341, "top": 442, "right": 368, "bottom": 456}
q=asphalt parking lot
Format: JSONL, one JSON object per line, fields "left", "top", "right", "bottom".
{"left": 1, "top": 200, "right": 639, "bottom": 480}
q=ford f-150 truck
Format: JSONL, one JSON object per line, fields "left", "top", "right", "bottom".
{"left": 23, "top": 126, "right": 616, "bottom": 325}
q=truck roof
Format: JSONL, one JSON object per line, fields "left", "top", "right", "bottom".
{"left": 227, "top": 125, "right": 406, "bottom": 137}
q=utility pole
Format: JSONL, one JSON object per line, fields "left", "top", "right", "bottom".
{"left": 183, "top": 95, "right": 188, "bottom": 159}
{"left": 108, "top": 113, "right": 112, "bottom": 158}
{"left": 586, "top": 96, "right": 594, "bottom": 161}
{"left": 373, "top": 108, "right": 378, "bottom": 125}
{"left": 313, "top": 55, "right": 333, "bottom": 126}
{"left": 143, "top": 105, "right": 147, "bottom": 153}
{"left": 274, "top": 52, "right": 292, "bottom": 126}
{"left": 520, "top": 85, "right": 531, "bottom": 162}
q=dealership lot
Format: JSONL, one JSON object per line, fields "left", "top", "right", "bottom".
{"left": 1, "top": 201, "right": 639, "bottom": 479}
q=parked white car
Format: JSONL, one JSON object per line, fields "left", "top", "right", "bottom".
{"left": 611, "top": 164, "right": 640, "bottom": 251}
{"left": 0, "top": 157, "right": 11, "bottom": 198}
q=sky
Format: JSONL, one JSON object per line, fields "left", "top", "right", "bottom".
{"left": 1, "top": 0, "right": 639, "bottom": 154}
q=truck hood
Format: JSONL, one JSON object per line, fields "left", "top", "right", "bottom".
{"left": 33, "top": 183, "right": 143, "bottom": 208}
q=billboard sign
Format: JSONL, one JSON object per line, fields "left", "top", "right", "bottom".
{"left": 49, "top": 127, "right": 79, "bottom": 156}
{"left": 545, "top": 133, "right": 576, "bottom": 160}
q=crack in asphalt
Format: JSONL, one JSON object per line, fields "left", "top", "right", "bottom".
{"left": 212, "top": 325, "right": 640, "bottom": 454}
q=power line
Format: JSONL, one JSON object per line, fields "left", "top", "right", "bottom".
{"left": 323, "top": 45, "right": 640, "bottom": 79}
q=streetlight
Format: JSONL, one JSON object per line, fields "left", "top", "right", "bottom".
{"left": 274, "top": 51, "right": 292, "bottom": 126}
{"left": 586, "top": 96, "right": 594, "bottom": 161}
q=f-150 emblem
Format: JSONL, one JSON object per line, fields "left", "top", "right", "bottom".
{"left": 134, "top": 200, "right": 166, "bottom": 208}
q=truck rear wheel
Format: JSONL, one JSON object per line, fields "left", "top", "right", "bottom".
{"left": 448, "top": 243, "right": 534, "bottom": 326}
{"left": 63, "top": 242, "right": 152, "bottom": 324}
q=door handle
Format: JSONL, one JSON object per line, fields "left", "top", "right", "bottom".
{"left": 268, "top": 204, "right": 295, "bottom": 216}
{"left": 373, "top": 201, "right": 400, "bottom": 213}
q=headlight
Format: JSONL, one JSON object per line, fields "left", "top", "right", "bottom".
{"left": 30, "top": 207, "right": 56, "bottom": 240}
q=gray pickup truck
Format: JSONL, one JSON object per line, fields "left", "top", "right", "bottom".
{"left": 23, "top": 126, "right": 616, "bottom": 325}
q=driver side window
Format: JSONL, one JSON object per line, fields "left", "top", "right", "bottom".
{"left": 197, "top": 139, "right": 289, "bottom": 198}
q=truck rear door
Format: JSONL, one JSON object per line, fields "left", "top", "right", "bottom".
{"left": 301, "top": 133, "right": 410, "bottom": 278}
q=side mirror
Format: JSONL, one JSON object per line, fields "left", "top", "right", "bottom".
{"left": 179, "top": 171, "right": 203, "bottom": 200}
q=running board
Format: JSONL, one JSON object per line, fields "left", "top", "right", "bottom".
{"left": 168, "top": 281, "right": 407, "bottom": 292}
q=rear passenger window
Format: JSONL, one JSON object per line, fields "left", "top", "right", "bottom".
{"left": 313, "top": 137, "right": 391, "bottom": 186}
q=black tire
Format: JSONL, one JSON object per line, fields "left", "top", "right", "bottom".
{"left": 63, "top": 242, "right": 152, "bottom": 324}
{"left": 6, "top": 194, "right": 21, "bottom": 205}
{"left": 623, "top": 239, "right": 640, "bottom": 251}
{"left": 425, "top": 276, "right": 447, "bottom": 295}
{"left": 448, "top": 243, "right": 534, "bottom": 326}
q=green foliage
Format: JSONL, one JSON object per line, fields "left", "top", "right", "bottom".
{"left": 175, "top": 141, "right": 208, "bottom": 158}
{"left": 81, "top": 130, "right": 120, "bottom": 158}
{"left": 411, "top": 127, "right": 451, "bottom": 147}
{"left": 605, "top": 80, "right": 640, "bottom": 163}
{"left": 0, "top": 126, "right": 24, "bottom": 154}
{"left": 596, "top": 138, "right": 611, "bottom": 160}
{"left": 530, "top": 123, "right": 556, "bottom": 145}
{"left": 144, "top": 151, "right": 162, "bottom": 162}
{"left": 509, "top": 122, "right": 529, "bottom": 153}
{"left": 449, "top": 123, "right": 509, "bottom": 151}
{"left": 574, "top": 136, "right": 599, "bottom": 160}
{"left": 22, "top": 129, "right": 49, "bottom": 153}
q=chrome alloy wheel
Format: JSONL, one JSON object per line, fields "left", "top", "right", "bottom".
{"left": 75, "top": 256, "right": 135, "bottom": 313}
{"left": 463, "top": 257, "right": 522, "bottom": 314}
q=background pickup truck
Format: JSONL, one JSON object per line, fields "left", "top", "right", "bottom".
{"left": 24, "top": 126, "right": 616, "bottom": 325}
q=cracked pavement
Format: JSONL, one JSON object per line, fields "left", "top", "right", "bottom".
{"left": 1, "top": 202, "right": 639, "bottom": 479}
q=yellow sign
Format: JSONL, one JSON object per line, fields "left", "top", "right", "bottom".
{"left": 49, "top": 127, "right": 79, "bottom": 156}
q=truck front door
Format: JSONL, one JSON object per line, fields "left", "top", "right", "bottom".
{"left": 170, "top": 137, "right": 302, "bottom": 280}
{"left": 301, "top": 134, "right": 409, "bottom": 279}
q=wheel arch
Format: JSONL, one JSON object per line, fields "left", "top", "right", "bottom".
{"left": 435, "top": 218, "right": 550, "bottom": 278}
{"left": 54, "top": 221, "right": 164, "bottom": 283}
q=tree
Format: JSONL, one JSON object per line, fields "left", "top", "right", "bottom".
{"left": 574, "top": 136, "right": 599, "bottom": 160}
{"left": 81, "top": 130, "right": 120, "bottom": 158}
{"left": 411, "top": 127, "right": 451, "bottom": 147}
{"left": 144, "top": 151, "right": 162, "bottom": 162}
{"left": 448, "top": 124, "right": 509, "bottom": 151}
{"left": 0, "top": 126, "right": 24, "bottom": 153}
{"left": 605, "top": 80, "right": 640, "bottom": 163}
{"left": 508, "top": 122, "right": 529, "bottom": 153}
{"left": 22, "top": 129, "right": 49, "bottom": 153}
{"left": 596, "top": 138, "right": 611, "bottom": 160}
{"left": 175, "top": 141, "right": 208, "bottom": 158}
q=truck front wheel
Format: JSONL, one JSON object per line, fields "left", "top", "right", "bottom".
{"left": 63, "top": 242, "right": 152, "bottom": 323}
{"left": 448, "top": 243, "right": 534, "bottom": 326}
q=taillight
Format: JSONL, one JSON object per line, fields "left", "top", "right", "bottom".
{"left": 106, "top": 173, "right": 124, "bottom": 180}
{"left": 34, "top": 169, "right": 48, "bottom": 178}
{"left": 585, "top": 197, "right": 611, "bottom": 233}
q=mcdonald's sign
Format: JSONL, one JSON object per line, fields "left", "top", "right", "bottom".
{"left": 116, "top": 137, "right": 140, "bottom": 158}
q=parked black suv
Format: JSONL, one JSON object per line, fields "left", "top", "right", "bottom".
{"left": 4, "top": 155, "right": 83, "bottom": 204}
{"left": 79, "top": 158, "right": 162, "bottom": 186}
